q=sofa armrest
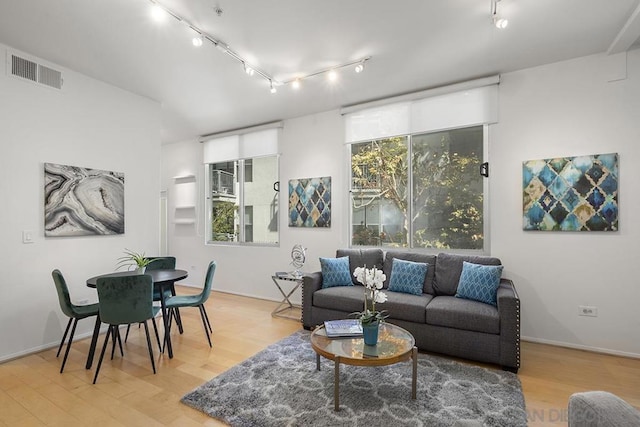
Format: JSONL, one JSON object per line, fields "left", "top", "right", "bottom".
{"left": 569, "top": 391, "right": 640, "bottom": 427}
{"left": 497, "top": 278, "right": 520, "bottom": 371}
{"left": 302, "top": 272, "right": 323, "bottom": 329}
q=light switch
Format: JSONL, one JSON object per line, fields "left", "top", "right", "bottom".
{"left": 22, "top": 230, "right": 34, "bottom": 244}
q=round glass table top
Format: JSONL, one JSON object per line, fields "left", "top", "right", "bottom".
{"left": 310, "top": 322, "right": 415, "bottom": 367}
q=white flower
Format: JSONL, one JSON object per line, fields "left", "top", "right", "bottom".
{"left": 375, "top": 291, "right": 388, "bottom": 304}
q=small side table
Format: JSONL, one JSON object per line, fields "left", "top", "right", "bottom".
{"left": 271, "top": 272, "right": 304, "bottom": 321}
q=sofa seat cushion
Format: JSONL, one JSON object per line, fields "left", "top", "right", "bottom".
{"left": 426, "top": 296, "right": 499, "bottom": 334}
{"left": 313, "top": 286, "right": 432, "bottom": 324}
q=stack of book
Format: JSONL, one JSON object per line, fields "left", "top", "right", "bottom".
{"left": 324, "top": 319, "right": 363, "bottom": 338}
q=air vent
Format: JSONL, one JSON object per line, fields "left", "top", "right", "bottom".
{"left": 8, "top": 52, "right": 63, "bottom": 89}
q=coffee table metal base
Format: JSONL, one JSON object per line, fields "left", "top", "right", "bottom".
{"left": 315, "top": 347, "right": 418, "bottom": 411}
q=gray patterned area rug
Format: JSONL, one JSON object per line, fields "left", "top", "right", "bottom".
{"left": 181, "top": 330, "right": 526, "bottom": 427}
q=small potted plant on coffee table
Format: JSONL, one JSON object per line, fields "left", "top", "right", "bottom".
{"left": 116, "top": 249, "right": 157, "bottom": 274}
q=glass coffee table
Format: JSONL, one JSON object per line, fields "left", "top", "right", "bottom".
{"left": 310, "top": 322, "right": 418, "bottom": 411}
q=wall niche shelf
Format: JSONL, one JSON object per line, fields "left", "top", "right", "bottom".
{"left": 174, "top": 174, "right": 196, "bottom": 184}
{"left": 173, "top": 218, "right": 196, "bottom": 225}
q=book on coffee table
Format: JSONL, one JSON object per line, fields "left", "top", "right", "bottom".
{"left": 324, "top": 319, "right": 363, "bottom": 338}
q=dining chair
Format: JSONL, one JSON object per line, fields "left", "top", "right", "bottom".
{"left": 125, "top": 256, "right": 182, "bottom": 342}
{"left": 52, "top": 269, "right": 101, "bottom": 374}
{"left": 93, "top": 274, "right": 157, "bottom": 384}
{"left": 165, "top": 261, "right": 216, "bottom": 348}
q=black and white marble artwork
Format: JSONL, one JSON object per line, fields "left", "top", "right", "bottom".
{"left": 44, "top": 163, "right": 125, "bottom": 236}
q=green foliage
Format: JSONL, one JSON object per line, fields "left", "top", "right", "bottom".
{"left": 351, "top": 129, "right": 483, "bottom": 249}
{"left": 116, "top": 249, "right": 157, "bottom": 270}
{"left": 211, "top": 201, "right": 236, "bottom": 241}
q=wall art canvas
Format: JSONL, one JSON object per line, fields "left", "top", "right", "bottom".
{"left": 288, "top": 176, "right": 331, "bottom": 227}
{"left": 44, "top": 163, "right": 125, "bottom": 236}
{"left": 523, "top": 153, "right": 618, "bottom": 231}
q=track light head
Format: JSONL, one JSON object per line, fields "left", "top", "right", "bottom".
{"left": 328, "top": 70, "right": 338, "bottom": 82}
{"left": 244, "top": 64, "right": 255, "bottom": 76}
{"left": 494, "top": 16, "right": 508, "bottom": 29}
{"left": 192, "top": 35, "right": 203, "bottom": 47}
{"left": 270, "top": 81, "right": 277, "bottom": 94}
{"left": 292, "top": 79, "right": 301, "bottom": 90}
{"left": 354, "top": 62, "right": 364, "bottom": 73}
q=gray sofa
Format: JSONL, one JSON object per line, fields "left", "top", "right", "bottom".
{"left": 569, "top": 391, "right": 640, "bottom": 426}
{"left": 302, "top": 248, "right": 521, "bottom": 372}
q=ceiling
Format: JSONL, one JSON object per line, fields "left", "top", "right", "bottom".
{"left": 1, "top": 0, "right": 639, "bottom": 144}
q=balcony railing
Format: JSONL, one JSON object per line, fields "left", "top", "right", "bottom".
{"left": 211, "top": 170, "right": 235, "bottom": 196}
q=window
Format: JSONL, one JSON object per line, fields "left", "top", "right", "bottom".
{"left": 344, "top": 81, "right": 496, "bottom": 252}
{"left": 202, "top": 126, "right": 280, "bottom": 245}
{"left": 350, "top": 126, "right": 486, "bottom": 250}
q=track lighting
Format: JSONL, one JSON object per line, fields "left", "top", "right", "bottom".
{"left": 147, "top": 0, "right": 371, "bottom": 94}
{"left": 491, "top": 0, "right": 508, "bottom": 29}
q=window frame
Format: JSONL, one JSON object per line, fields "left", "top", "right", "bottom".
{"left": 204, "top": 154, "right": 280, "bottom": 247}
{"left": 348, "top": 124, "right": 489, "bottom": 254}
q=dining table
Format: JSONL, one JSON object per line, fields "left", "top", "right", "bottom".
{"left": 85, "top": 268, "right": 188, "bottom": 367}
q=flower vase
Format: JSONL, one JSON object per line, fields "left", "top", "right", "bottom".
{"left": 136, "top": 266, "right": 146, "bottom": 275}
{"left": 362, "top": 321, "right": 379, "bottom": 346}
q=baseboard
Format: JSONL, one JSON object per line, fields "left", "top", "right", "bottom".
{"left": 210, "top": 287, "right": 302, "bottom": 306}
{"left": 0, "top": 328, "right": 107, "bottom": 364}
{"left": 522, "top": 335, "right": 640, "bottom": 359}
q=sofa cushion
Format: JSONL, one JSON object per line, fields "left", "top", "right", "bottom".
{"left": 455, "top": 262, "right": 504, "bottom": 306}
{"left": 313, "top": 286, "right": 432, "bottom": 324}
{"left": 383, "top": 251, "right": 436, "bottom": 294}
{"left": 319, "top": 256, "right": 353, "bottom": 288}
{"left": 388, "top": 258, "right": 428, "bottom": 296}
{"left": 313, "top": 285, "right": 365, "bottom": 313}
{"left": 433, "top": 253, "right": 502, "bottom": 296}
{"left": 336, "top": 248, "right": 384, "bottom": 285}
{"left": 426, "top": 296, "right": 499, "bottom": 334}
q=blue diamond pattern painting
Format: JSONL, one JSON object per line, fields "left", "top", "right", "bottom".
{"left": 523, "top": 153, "right": 618, "bottom": 231}
{"left": 288, "top": 177, "right": 331, "bottom": 227}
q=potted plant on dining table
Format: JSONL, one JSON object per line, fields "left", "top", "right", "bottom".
{"left": 351, "top": 265, "right": 388, "bottom": 346}
{"left": 116, "top": 249, "right": 157, "bottom": 274}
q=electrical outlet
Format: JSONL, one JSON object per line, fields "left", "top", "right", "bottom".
{"left": 22, "top": 230, "right": 34, "bottom": 244}
{"left": 578, "top": 305, "right": 598, "bottom": 317}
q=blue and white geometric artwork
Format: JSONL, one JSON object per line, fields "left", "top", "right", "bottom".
{"left": 288, "top": 176, "right": 331, "bottom": 227}
{"left": 523, "top": 153, "right": 618, "bottom": 231}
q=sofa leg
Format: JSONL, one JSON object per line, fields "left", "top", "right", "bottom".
{"left": 502, "top": 366, "right": 519, "bottom": 374}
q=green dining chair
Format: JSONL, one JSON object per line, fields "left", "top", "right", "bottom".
{"left": 52, "top": 269, "right": 101, "bottom": 374}
{"left": 125, "top": 256, "right": 181, "bottom": 342}
{"left": 165, "top": 261, "right": 216, "bottom": 348}
{"left": 93, "top": 274, "right": 157, "bottom": 384}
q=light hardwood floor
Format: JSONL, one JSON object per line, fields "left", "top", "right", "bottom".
{"left": 1, "top": 288, "right": 638, "bottom": 426}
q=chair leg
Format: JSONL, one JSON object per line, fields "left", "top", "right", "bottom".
{"left": 151, "top": 317, "right": 161, "bottom": 351}
{"left": 57, "top": 318, "right": 73, "bottom": 357}
{"left": 198, "top": 305, "right": 212, "bottom": 348}
{"left": 142, "top": 321, "right": 156, "bottom": 374}
{"left": 202, "top": 305, "right": 213, "bottom": 333}
{"left": 124, "top": 324, "right": 131, "bottom": 342}
{"left": 93, "top": 325, "right": 112, "bottom": 384}
{"left": 174, "top": 308, "right": 184, "bottom": 334}
{"left": 60, "top": 318, "right": 79, "bottom": 373}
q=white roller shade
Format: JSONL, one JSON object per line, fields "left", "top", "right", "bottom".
{"left": 410, "top": 85, "right": 498, "bottom": 134}
{"left": 203, "top": 127, "right": 279, "bottom": 163}
{"left": 344, "top": 79, "right": 498, "bottom": 142}
{"left": 345, "top": 102, "right": 411, "bottom": 143}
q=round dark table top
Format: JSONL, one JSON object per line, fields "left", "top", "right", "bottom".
{"left": 86, "top": 269, "right": 188, "bottom": 288}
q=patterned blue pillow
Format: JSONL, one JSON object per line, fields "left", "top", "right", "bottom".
{"left": 320, "top": 256, "right": 353, "bottom": 288}
{"left": 388, "top": 258, "right": 428, "bottom": 295}
{"left": 455, "top": 261, "right": 504, "bottom": 306}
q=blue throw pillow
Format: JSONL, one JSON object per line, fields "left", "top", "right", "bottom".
{"left": 388, "top": 258, "right": 427, "bottom": 295}
{"left": 320, "top": 256, "right": 353, "bottom": 288}
{"left": 455, "top": 261, "right": 504, "bottom": 306}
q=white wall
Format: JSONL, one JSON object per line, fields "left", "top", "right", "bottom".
{"left": 161, "top": 110, "right": 347, "bottom": 303}
{"left": 492, "top": 49, "right": 640, "bottom": 357}
{"left": 0, "top": 45, "right": 161, "bottom": 362}
{"left": 162, "top": 50, "right": 640, "bottom": 357}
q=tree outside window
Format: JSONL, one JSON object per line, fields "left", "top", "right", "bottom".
{"left": 350, "top": 126, "right": 484, "bottom": 250}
